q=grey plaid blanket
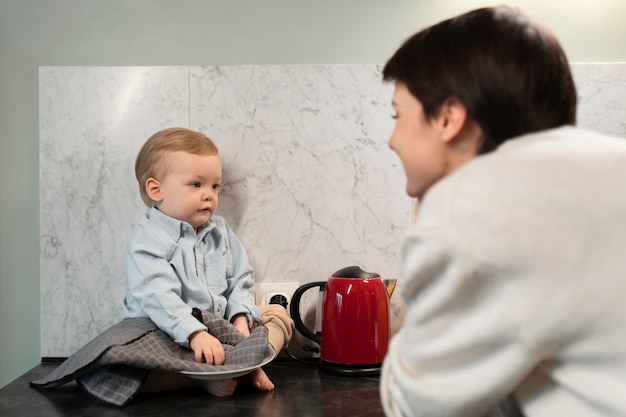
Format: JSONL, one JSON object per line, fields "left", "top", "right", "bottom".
{"left": 30, "top": 310, "right": 271, "bottom": 406}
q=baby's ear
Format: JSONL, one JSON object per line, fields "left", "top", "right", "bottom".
{"left": 145, "top": 178, "right": 163, "bottom": 202}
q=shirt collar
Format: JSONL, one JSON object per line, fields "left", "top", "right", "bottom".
{"left": 147, "top": 207, "right": 214, "bottom": 241}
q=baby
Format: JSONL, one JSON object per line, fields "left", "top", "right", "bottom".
{"left": 123, "top": 127, "right": 293, "bottom": 396}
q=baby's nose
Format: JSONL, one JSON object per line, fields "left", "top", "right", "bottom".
{"left": 203, "top": 189, "right": 215, "bottom": 200}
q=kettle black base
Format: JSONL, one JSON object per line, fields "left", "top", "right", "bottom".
{"left": 320, "top": 360, "right": 382, "bottom": 377}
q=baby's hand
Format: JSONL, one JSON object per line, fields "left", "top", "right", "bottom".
{"left": 189, "top": 330, "right": 225, "bottom": 365}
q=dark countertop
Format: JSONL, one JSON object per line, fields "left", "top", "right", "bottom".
{"left": 0, "top": 359, "right": 385, "bottom": 416}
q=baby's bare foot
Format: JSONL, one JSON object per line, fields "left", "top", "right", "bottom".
{"left": 250, "top": 368, "right": 275, "bottom": 391}
{"left": 201, "top": 378, "right": 237, "bottom": 397}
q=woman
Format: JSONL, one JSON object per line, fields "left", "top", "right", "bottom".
{"left": 381, "top": 6, "right": 626, "bottom": 417}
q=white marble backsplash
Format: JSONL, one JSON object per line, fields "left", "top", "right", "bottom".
{"left": 39, "top": 63, "right": 626, "bottom": 357}
{"left": 572, "top": 63, "right": 626, "bottom": 135}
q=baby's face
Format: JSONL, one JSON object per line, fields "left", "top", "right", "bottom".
{"left": 154, "top": 151, "right": 222, "bottom": 230}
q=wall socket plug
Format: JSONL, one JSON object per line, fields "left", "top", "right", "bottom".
{"left": 250, "top": 282, "right": 300, "bottom": 308}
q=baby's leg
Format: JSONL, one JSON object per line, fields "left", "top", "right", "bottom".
{"left": 237, "top": 368, "right": 274, "bottom": 391}
{"left": 243, "top": 304, "right": 294, "bottom": 391}
{"left": 256, "top": 304, "right": 295, "bottom": 353}
{"left": 201, "top": 378, "right": 237, "bottom": 397}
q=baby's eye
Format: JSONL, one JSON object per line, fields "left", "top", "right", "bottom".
{"left": 213, "top": 183, "right": 221, "bottom": 191}
{"left": 391, "top": 113, "right": 398, "bottom": 120}
{"left": 191, "top": 182, "right": 201, "bottom": 188}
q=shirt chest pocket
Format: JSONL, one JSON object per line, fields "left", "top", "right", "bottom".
{"left": 202, "top": 250, "right": 228, "bottom": 293}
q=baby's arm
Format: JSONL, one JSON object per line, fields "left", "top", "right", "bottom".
{"left": 231, "top": 313, "right": 251, "bottom": 337}
{"left": 188, "top": 330, "right": 225, "bottom": 365}
{"left": 218, "top": 219, "right": 261, "bottom": 324}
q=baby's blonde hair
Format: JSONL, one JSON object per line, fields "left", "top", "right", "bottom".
{"left": 135, "top": 127, "right": 218, "bottom": 207}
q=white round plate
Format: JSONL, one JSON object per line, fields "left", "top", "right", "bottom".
{"left": 178, "top": 347, "right": 276, "bottom": 380}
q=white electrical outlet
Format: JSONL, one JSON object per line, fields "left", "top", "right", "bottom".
{"left": 250, "top": 282, "right": 300, "bottom": 307}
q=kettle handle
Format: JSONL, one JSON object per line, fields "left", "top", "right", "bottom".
{"left": 289, "top": 281, "right": 326, "bottom": 345}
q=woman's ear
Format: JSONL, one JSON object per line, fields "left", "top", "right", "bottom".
{"left": 145, "top": 178, "right": 163, "bottom": 203}
{"left": 438, "top": 98, "right": 483, "bottom": 159}
{"left": 438, "top": 97, "right": 469, "bottom": 143}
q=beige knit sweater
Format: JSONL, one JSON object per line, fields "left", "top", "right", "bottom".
{"left": 381, "top": 127, "right": 626, "bottom": 417}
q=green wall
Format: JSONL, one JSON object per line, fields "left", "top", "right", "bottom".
{"left": 1, "top": 0, "right": 624, "bottom": 388}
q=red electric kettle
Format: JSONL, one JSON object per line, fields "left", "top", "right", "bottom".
{"left": 290, "top": 266, "right": 394, "bottom": 376}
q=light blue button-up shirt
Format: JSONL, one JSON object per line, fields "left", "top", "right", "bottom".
{"left": 123, "top": 208, "right": 260, "bottom": 346}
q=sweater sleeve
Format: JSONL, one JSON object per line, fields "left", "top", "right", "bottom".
{"left": 380, "top": 178, "right": 536, "bottom": 417}
{"left": 381, "top": 232, "right": 535, "bottom": 417}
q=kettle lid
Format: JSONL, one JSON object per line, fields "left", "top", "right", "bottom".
{"left": 332, "top": 265, "right": 380, "bottom": 278}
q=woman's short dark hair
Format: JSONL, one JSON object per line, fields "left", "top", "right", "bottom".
{"left": 383, "top": 6, "right": 577, "bottom": 153}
